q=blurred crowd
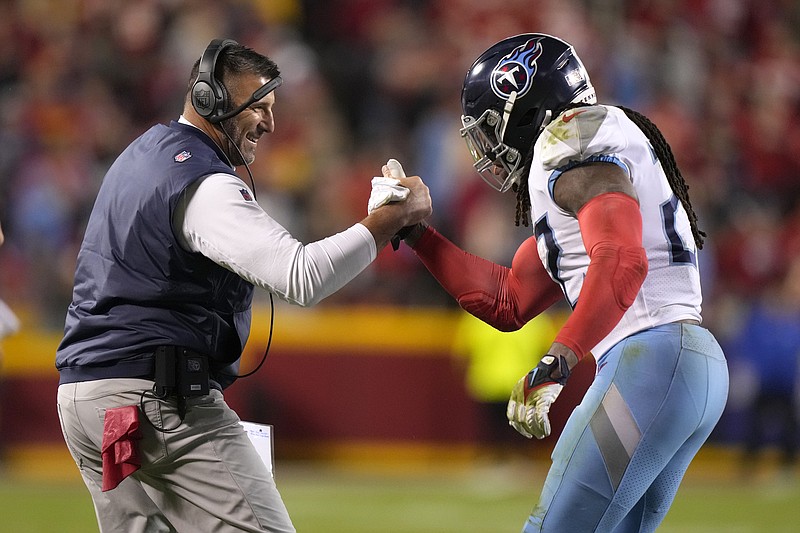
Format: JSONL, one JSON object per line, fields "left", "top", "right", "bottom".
{"left": 1, "top": 0, "right": 800, "bottom": 415}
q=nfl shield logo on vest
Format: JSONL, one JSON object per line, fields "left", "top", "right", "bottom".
{"left": 174, "top": 150, "right": 192, "bottom": 163}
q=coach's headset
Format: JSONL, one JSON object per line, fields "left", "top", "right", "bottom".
{"left": 191, "top": 38, "right": 283, "bottom": 124}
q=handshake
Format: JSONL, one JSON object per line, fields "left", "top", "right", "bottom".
{"left": 365, "top": 159, "right": 432, "bottom": 249}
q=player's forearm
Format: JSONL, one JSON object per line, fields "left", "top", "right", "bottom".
{"left": 411, "top": 225, "right": 561, "bottom": 331}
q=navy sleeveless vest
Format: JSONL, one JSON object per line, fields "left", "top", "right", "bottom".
{"left": 56, "top": 121, "right": 254, "bottom": 389}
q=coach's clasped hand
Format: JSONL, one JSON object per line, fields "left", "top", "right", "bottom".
{"left": 507, "top": 354, "right": 571, "bottom": 439}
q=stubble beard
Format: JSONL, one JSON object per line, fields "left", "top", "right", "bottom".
{"left": 218, "top": 120, "right": 253, "bottom": 167}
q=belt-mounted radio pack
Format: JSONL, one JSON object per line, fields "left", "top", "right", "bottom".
{"left": 140, "top": 346, "right": 211, "bottom": 433}
{"left": 153, "top": 345, "right": 210, "bottom": 399}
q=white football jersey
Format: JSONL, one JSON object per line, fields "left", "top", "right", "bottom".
{"left": 528, "top": 105, "right": 702, "bottom": 357}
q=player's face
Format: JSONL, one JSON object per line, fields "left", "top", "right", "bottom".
{"left": 221, "top": 74, "right": 276, "bottom": 166}
{"left": 491, "top": 161, "right": 507, "bottom": 178}
{"left": 461, "top": 109, "right": 518, "bottom": 192}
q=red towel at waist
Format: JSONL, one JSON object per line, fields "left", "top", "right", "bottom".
{"left": 101, "top": 405, "right": 142, "bottom": 491}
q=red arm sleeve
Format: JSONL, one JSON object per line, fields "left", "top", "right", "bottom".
{"left": 411, "top": 226, "right": 563, "bottom": 331}
{"left": 554, "top": 192, "right": 649, "bottom": 360}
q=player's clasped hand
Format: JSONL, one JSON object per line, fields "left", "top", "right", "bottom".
{"left": 507, "top": 355, "right": 571, "bottom": 439}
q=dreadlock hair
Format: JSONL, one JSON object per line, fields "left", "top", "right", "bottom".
{"left": 511, "top": 147, "right": 535, "bottom": 227}
{"left": 511, "top": 104, "right": 706, "bottom": 250}
{"left": 617, "top": 105, "right": 705, "bottom": 250}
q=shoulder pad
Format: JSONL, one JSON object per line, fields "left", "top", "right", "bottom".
{"left": 539, "top": 106, "right": 610, "bottom": 171}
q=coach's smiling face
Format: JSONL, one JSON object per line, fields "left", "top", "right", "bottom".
{"left": 219, "top": 74, "right": 276, "bottom": 166}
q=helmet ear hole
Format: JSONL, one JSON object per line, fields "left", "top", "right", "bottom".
{"left": 517, "top": 107, "right": 539, "bottom": 127}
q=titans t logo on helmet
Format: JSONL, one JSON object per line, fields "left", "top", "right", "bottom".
{"left": 491, "top": 37, "right": 544, "bottom": 100}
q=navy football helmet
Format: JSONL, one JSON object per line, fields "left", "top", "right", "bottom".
{"left": 460, "top": 33, "right": 596, "bottom": 192}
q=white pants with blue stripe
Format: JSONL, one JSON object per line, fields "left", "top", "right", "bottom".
{"left": 524, "top": 322, "right": 729, "bottom": 533}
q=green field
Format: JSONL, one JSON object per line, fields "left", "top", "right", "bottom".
{"left": 1, "top": 452, "right": 798, "bottom": 532}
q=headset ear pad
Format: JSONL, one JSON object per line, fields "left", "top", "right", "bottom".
{"left": 191, "top": 78, "right": 218, "bottom": 118}
{"left": 191, "top": 78, "right": 231, "bottom": 120}
{"left": 191, "top": 39, "right": 237, "bottom": 121}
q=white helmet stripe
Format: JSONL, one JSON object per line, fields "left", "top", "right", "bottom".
{"left": 499, "top": 91, "right": 517, "bottom": 141}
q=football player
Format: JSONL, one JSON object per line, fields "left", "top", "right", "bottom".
{"left": 392, "top": 33, "right": 729, "bottom": 532}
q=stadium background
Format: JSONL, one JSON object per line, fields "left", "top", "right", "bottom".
{"left": 1, "top": 0, "right": 799, "bottom": 531}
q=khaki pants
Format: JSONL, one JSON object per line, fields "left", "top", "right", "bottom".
{"left": 57, "top": 379, "right": 295, "bottom": 533}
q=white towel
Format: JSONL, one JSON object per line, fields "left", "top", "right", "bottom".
{"left": 367, "top": 176, "right": 409, "bottom": 214}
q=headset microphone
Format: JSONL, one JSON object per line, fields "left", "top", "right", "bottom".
{"left": 209, "top": 76, "right": 282, "bottom": 124}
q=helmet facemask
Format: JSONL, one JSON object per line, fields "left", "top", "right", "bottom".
{"left": 460, "top": 92, "right": 528, "bottom": 193}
